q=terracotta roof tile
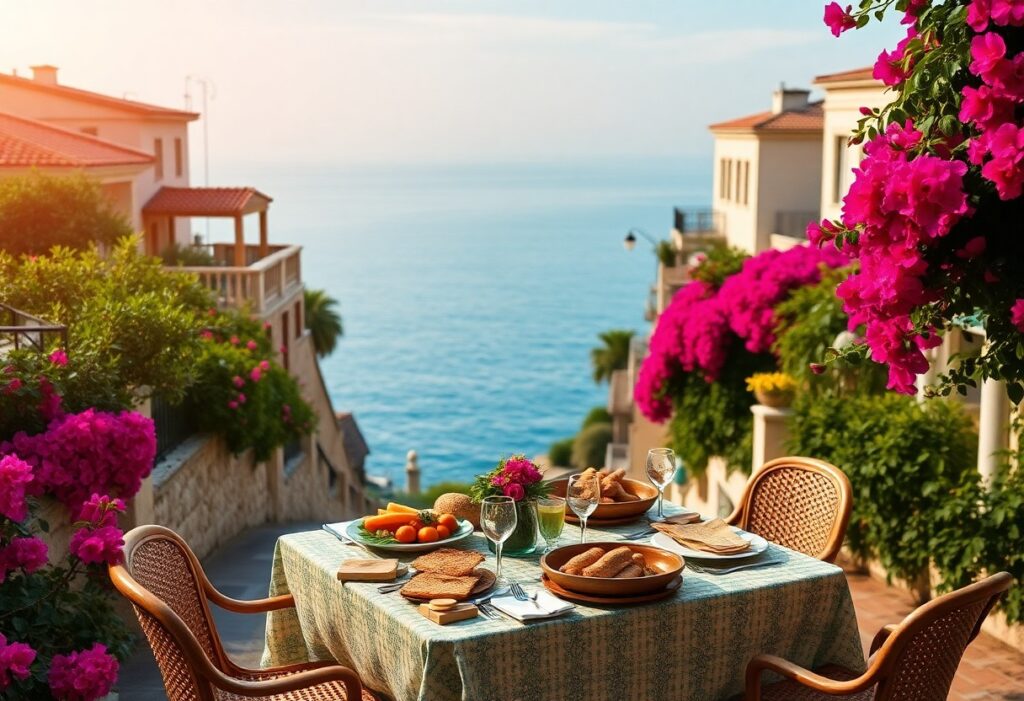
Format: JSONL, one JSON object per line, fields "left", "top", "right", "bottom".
{"left": 0, "top": 112, "right": 154, "bottom": 168}
{"left": 143, "top": 187, "right": 272, "bottom": 216}
{"left": 813, "top": 66, "right": 877, "bottom": 85}
{"left": 0, "top": 72, "right": 198, "bottom": 121}
{"left": 709, "top": 102, "right": 824, "bottom": 133}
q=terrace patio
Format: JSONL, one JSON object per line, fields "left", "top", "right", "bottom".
{"left": 116, "top": 522, "right": 1024, "bottom": 701}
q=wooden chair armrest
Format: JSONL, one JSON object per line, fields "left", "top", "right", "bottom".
{"left": 869, "top": 623, "right": 898, "bottom": 655}
{"left": 745, "top": 655, "right": 876, "bottom": 700}
{"left": 205, "top": 586, "right": 296, "bottom": 614}
{"left": 210, "top": 663, "right": 365, "bottom": 698}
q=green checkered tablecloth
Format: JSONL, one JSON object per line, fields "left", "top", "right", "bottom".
{"left": 262, "top": 513, "right": 865, "bottom": 701}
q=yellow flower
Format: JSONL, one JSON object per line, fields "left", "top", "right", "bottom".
{"left": 745, "top": 372, "right": 797, "bottom": 394}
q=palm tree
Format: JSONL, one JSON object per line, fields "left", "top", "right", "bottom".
{"left": 304, "top": 289, "right": 343, "bottom": 357}
{"left": 590, "top": 329, "right": 634, "bottom": 384}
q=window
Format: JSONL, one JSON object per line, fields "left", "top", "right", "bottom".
{"left": 832, "top": 135, "right": 848, "bottom": 203}
{"left": 719, "top": 159, "right": 727, "bottom": 199}
{"left": 294, "top": 301, "right": 302, "bottom": 339}
{"left": 735, "top": 160, "right": 743, "bottom": 205}
{"left": 174, "top": 138, "right": 183, "bottom": 178}
{"left": 741, "top": 161, "right": 750, "bottom": 206}
{"left": 724, "top": 159, "right": 733, "bottom": 201}
{"left": 281, "top": 311, "right": 290, "bottom": 370}
{"left": 80, "top": 127, "right": 98, "bottom": 136}
{"left": 153, "top": 138, "right": 164, "bottom": 180}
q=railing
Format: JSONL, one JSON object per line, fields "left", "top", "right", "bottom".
{"left": 152, "top": 394, "right": 197, "bottom": 462}
{"left": 177, "top": 244, "right": 303, "bottom": 314}
{"left": 774, "top": 210, "right": 819, "bottom": 239}
{"left": 0, "top": 305, "right": 67, "bottom": 355}
{"left": 674, "top": 208, "right": 723, "bottom": 234}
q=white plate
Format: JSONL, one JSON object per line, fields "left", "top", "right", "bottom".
{"left": 342, "top": 518, "right": 474, "bottom": 553}
{"left": 650, "top": 527, "right": 769, "bottom": 561}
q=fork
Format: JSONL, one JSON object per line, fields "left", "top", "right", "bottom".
{"left": 686, "top": 559, "right": 782, "bottom": 575}
{"left": 510, "top": 581, "right": 540, "bottom": 608}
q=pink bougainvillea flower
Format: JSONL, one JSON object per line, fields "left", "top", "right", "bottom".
{"left": 232, "top": 375, "right": 245, "bottom": 389}
{"left": 1011, "top": 299, "right": 1024, "bottom": 332}
{"left": 0, "top": 634, "right": 36, "bottom": 690}
{"left": 956, "top": 236, "right": 988, "bottom": 259}
{"left": 873, "top": 28, "right": 918, "bottom": 86}
{"left": 960, "top": 85, "right": 1016, "bottom": 131}
{"left": 970, "top": 32, "right": 1007, "bottom": 79}
{"left": 990, "top": 0, "right": 1024, "bottom": 27}
{"left": 236, "top": 393, "right": 246, "bottom": 404}
{"left": 48, "top": 643, "right": 119, "bottom": 701}
{"left": 227, "top": 400, "right": 239, "bottom": 410}
{"left": 249, "top": 367, "right": 262, "bottom": 382}
{"left": 77, "top": 493, "right": 126, "bottom": 528}
{"left": 979, "top": 122, "right": 1024, "bottom": 199}
{"left": 48, "top": 349, "right": 68, "bottom": 367}
{"left": 246, "top": 340, "right": 258, "bottom": 351}
{"left": 823, "top": 2, "right": 857, "bottom": 36}
{"left": 69, "top": 524, "right": 124, "bottom": 566}
{"left": 502, "top": 482, "right": 525, "bottom": 501}
{"left": 0, "top": 455, "right": 33, "bottom": 522}
{"left": 259, "top": 360, "right": 271, "bottom": 371}
{"left": 2, "top": 536, "right": 48, "bottom": 575}
{"left": 229, "top": 335, "right": 240, "bottom": 346}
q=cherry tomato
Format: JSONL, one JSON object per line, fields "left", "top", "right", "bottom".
{"left": 437, "top": 513, "right": 458, "bottom": 532}
{"left": 395, "top": 525, "right": 417, "bottom": 544}
{"left": 417, "top": 526, "right": 439, "bottom": 543}
{"left": 435, "top": 525, "right": 451, "bottom": 540}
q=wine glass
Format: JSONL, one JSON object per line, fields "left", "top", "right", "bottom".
{"left": 535, "top": 496, "right": 566, "bottom": 554}
{"left": 480, "top": 495, "right": 517, "bottom": 585}
{"left": 647, "top": 448, "right": 676, "bottom": 519}
{"left": 566, "top": 472, "right": 601, "bottom": 543}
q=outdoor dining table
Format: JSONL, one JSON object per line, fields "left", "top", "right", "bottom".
{"left": 261, "top": 506, "right": 865, "bottom": 701}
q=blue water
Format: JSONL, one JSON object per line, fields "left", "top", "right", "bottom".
{"left": 216, "top": 158, "right": 710, "bottom": 487}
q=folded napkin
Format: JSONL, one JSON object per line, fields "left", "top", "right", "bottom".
{"left": 652, "top": 518, "right": 750, "bottom": 554}
{"left": 490, "top": 590, "right": 575, "bottom": 621}
{"left": 654, "top": 511, "right": 701, "bottom": 526}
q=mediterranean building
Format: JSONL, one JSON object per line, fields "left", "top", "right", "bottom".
{"left": 0, "top": 65, "right": 373, "bottom": 557}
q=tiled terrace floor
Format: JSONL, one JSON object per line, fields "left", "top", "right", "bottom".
{"left": 118, "top": 524, "right": 1024, "bottom": 700}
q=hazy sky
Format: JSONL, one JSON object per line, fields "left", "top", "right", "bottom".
{"left": 1, "top": 1, "right": 903, "bottom": 167}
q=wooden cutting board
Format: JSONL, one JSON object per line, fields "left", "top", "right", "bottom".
{"left": 337, "top": 558, "right": 399, "bottom": 582}
{"left": 418, "top": 603, "right": 479, "bottom": 624}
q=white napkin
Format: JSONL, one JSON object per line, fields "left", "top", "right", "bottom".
{"left": 490, "top": 590, "right": 575, "bottom": 621}
{"left": 323, "top": 522, "right": 351, "bottom": 539}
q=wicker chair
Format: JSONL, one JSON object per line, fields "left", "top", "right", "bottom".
{"left": 726, "top": 456, "right": 853, "bottom": 563}
{"left": 744, "top": 571, "right": 1012, "bottom": 700}
{"left": 109, "top": 525, "right": 377, "bottom": 701}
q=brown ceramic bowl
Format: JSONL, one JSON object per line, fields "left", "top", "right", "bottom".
{"left": 547, "top": 477, "right": 658, "bottom": 521}
{"left": 540, "top": 542, "right": 684, "bottom": 596}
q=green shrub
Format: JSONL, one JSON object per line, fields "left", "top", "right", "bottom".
{"left": 787, "top": 393, "right": 978, "bottom": 585}
{"left": 656, "top": 240, "right": 677, "bottom": 267}
{"left": 668, "top": 350, "right": 774, "bottom": 475}
{"left": 581, "top": 406, "right": 611, "bottom": 429}
{"left": 590, "top": 330, "right": 633, "bottom": 384}
{"left": 977, "top": 461, "right": 1024, "bottom": 622}
{"left": 571, "top": 422, "right": 612, "bottom": 468}
{"left": 548, "top": 437, "right": 574, "bottom": 467}
{"left": 688, "top": 244, "right": 748, "bottom": 287}
{"left": 161, "top": 243, "right": 216, "bottom": 267}
{"left": 391, "top": 481, "right": 476, "bottom": 509}
{"left": 0, "top": 171, "right": 132, "bottom": 255}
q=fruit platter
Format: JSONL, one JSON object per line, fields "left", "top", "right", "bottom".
{"left": 345, "top": 502, "right": 475, "bottom": 552}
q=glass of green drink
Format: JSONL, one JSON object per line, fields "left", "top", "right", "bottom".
{"left": 536, "top": 497, "right": 566, "bottom": 554}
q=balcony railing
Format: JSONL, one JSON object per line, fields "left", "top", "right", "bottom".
{"left": 152, "top": 394, "right": 197, "bottom": 462}
{"left": 774, "top": 210, "right": 819, "bottom": 239}
{"left": 674, "top": 208, "right": 723, "bottom": 234}
{"left": 176, "top": 244, "right": 302, "bottom": 314}
{"left": 0, "top": 304, "right": 67, "bottom": 355}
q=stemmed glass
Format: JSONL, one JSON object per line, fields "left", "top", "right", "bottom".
{"left": 480, "top": 495, "right": 517, "bottom": 586}
{"left": 535, "top": 496, "right": 566, "bottom": 554}
{"left": 566, "top": 472, "right": 601, "bottom": 543}
{"left": 647, "top": 448, "right": 677, "bottom": 519}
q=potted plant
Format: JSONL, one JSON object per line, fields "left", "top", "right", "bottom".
{"left": 746, "top": 372, "right": 797, "bottom": 409}
{"left": 469, "top": 455, "right": 551, "bottom": 557}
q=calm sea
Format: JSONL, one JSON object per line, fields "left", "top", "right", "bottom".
{"left": 216, "top": 158, "right": 710, "bottom": 487}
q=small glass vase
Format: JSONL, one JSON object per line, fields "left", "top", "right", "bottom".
{"left": 486, "top": 498, "right": 537, "bottom": 557}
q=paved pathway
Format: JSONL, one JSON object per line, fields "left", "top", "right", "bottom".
{"left": 117, "top": 525, "right": 1024, "bottom": 700}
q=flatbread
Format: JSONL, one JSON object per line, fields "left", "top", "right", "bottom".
{"left": 400, "top": 572, "right": 480, "bottom": 600}
{"left": 652, "top": 518, "right": 750, "bottom": 554}
{"left": 411, "top": 548, "right": 484, "bottom": 576}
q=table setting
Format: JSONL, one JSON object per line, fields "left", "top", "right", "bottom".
{"left": 262, "top": 451, "right": 866, "bottom": 701}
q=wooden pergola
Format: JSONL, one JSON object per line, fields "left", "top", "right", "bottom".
{"left": 142, "top": 186, "right": 274, "bottom": 266}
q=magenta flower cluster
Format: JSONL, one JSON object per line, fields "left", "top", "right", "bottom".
{"left": 0, "top": 455, "right": 33, "bottom": 523}
{"left": 489, "top": 456, "right": 543, "bottom": 502}
{"left": 635, "top": 245, "right": 844, "bottom": 422}
{"left": 0, "top": 634, "right": 35, "bottom": 691}
{"left": 69, "top": 494, "right": 127, "bottom": 566}
{"left": 47, "top": 643, "right": 119, "bottom": 701}
{"left": 809, "top": 121, "right": 972, "bottom": 394}
{"left": 1, "top": 409, "right": 155, "bottom": 512}
{"left": 0, "top": 536, "right": 48, "bottom": 582}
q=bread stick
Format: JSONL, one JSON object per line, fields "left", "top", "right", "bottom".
{"left": 613, "top": 563, "right": 644, "bottom": 578}
{"left": 582, "top": 546, "right": 634, "bottom": 577}
{"left": 559, "top": 547, "right": 604, "bottom": 575}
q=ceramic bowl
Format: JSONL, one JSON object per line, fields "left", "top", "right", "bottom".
{"left": 547, "top": 477, "right": 658, "bottom": 520}
{"left": 540, "top": 542, "right": 684, "bottom": 596}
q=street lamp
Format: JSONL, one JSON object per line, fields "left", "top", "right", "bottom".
{"left": 623, "top": 227, "right": 657, "bottom": 252}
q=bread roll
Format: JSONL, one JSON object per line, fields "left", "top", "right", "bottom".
{"left": 582, "top": 546, "right": 634, "bottom": 577}
{"left": 613, "top": 564, "right": 644, "bottom": 578}
{"left": 559, "top": 547, "right": 604, "bottom": 575}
